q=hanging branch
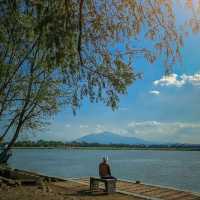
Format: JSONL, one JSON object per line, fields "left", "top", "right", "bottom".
{"left": 78, "top": 0, "right": 84, "bottom": 65}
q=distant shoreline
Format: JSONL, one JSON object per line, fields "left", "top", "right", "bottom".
{"left": 1, "top": 140, "right": 200, "bottom": 151}
{"left": 8, "top": 146, "right": 200, "bottom": 151}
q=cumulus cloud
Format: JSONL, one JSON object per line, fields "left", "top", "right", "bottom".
{"left": 65, "top": 124, "right": 71, "bottom": 128}
{"left": 154, "top": 72, "right": 200, "bottom": 87}
{"left": 128, "top": 121, "right": 161, "bottom": 127}
{"left": 80, "top": 124, "right": 89, "bottom": 128}
{"left": 93, "top": 124, "right": 128, "bottom": 136}
{"left": 154, "top": 74, "right": 185, "bottom": 87}
{"left": 94, "top": 124, "right": 105, "bottom": 133}
{"left": 149, "top": 90, "right": 160, "bottom": 95}
{"left": 181, "top": 73, "right": 200, "bottom": 86}
{"left": 127, "top": 121, "right": 200, "bottom": 143}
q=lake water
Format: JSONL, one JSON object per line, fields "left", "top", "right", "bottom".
{"left": 8, "top": 149, "right": 200, "bottom": 192}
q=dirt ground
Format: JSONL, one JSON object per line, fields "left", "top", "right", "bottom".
{"left": 0, "top": 180, "right": 144, "bottom": 200}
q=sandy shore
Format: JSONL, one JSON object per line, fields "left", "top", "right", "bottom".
{"left": 0, "top": 179, "right": 144, "bottom": 200}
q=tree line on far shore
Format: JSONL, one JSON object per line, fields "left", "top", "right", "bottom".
{"left": 6, "top": 140, "right": 200, "bottom": 150}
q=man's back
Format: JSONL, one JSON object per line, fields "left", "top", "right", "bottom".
{"left": 99, "top": 162, "right": 111, "bottom": 177}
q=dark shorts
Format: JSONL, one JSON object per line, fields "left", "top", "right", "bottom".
{"left": 101, "top": 176, "right": 117, "bottom": 180}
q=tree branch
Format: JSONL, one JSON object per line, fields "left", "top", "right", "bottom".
{"left": 78, "top": 0, "right": 84, "bottom": 65}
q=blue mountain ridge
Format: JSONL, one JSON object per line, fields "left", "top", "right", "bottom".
{"left": 75, "top": 132, "right": 151, "bottom": 145}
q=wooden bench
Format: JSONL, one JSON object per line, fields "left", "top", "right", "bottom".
{"left": 90, "top": 177, "right": 116, "bottom": 193}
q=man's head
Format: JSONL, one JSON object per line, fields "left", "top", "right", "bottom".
{"left": 102, "top": 157, "right": 107, "bottom": 163}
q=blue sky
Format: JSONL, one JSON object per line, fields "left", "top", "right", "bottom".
{"left": 30, "top": 32, "right": 200, "bottom": 144}
{"left": 28, "top": 2, "right": 200, "bottom": 144}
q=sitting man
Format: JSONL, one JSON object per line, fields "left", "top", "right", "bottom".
{"left": 99, "top": 157, "right": 116, "bottom": 179}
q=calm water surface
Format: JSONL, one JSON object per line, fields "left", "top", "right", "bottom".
{"left": 8, "top": 149, "right": 200, "bottom": 192}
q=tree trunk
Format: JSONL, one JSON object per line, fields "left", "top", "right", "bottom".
{"left": 0, "top": 120, "right": 23, "bottom": 164}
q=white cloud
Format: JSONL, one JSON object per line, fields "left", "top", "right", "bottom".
{"left": 108, "top": 128, "right": 128, "bottom": 135}
{"left": 149, "top": 90, "right": 160, "bottom": 95}
{"left": 181, "top": 73, "right": 200, "bottom": 86}
{"left": 128, "top": 121, "right": 161, "bottom": 127}
{"left": 94, "top": 124, "right": 105, "bottom": 133}
{"left": 65, "top": 124, "right": 71, "bottom": 128}
{"left": 154, "top": 74, "right": 185, "bottom": 87}
{"left": 80, "top": 124, "right": 89, "bottom": 128}
{"left": 93, "top": 124, "right": 128, "bottom": 136}
{"left": 127, "top": 121, "right": 200, "bottom": 143}
{"left": 154, "top": 72, "right": 200, "bottom": 87}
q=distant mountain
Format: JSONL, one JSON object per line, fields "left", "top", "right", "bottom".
{"left": 75, "top": 132, "right": 150, "bottom": 145}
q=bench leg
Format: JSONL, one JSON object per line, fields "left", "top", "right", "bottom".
{"left": 105, "top": 181, "right": 116, "bottom": 193}
{"left": 90, "top": 179, "right": 99, "bottom": 192}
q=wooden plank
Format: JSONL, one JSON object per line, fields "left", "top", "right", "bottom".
{"left": 164, "top": 192, "right": 196, "bottom": 200}
{"left": 19, "top": 179, "right": 38, "bottom": 185}
{"left": 154, "top": 190, "right": 183, "bottom": 198}
{"left": 141, "top": 189, "right": 171, "bottom": 196}
{"left": 140, "top": 187, "right": 163, "bottom": 195}
{"left": 117, "top": 190, "right": 162, "bottom": 200}
{"left": 118, "top": 186, "right": 146, "bottom": 193}
{"left": 138, "top": 187, "right": 166, "bottom": 194}
{"left": 0, "top": 176, "right": 18, "bottom": 186}
{"left": 127, "top": 186, "right": 156, "bottom": 193}
{"left": 117, "top": 182, "right": 146, "bottom": 190}
{"left": 117, "top": 185, "right": 144, "bottom": 190}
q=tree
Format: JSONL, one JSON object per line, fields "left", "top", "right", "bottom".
{"left": 0, "top": 0, "right": 189, "bottom": 163}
